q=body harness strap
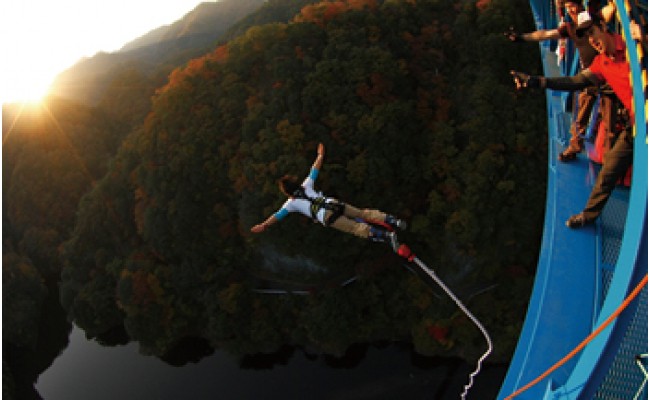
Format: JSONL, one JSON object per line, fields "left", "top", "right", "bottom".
{"left": 293, "top": 187, "right": 345, "bottom": 226}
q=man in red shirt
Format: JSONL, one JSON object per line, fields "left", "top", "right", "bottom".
{"left": 510, "top": 11, "right": 639, "bottom": 228}
{"left": 505, "top": 0, "right": 617, "bottom": 161}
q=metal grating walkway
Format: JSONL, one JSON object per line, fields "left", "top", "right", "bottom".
{"left": 599, "top": 188, "right": 631, "bottom": 305}
{"left": 594, "top": 186, "right": 648, "bottom": 399}
{"left": 594, "top": 286, "right": 648, "bottom": 399}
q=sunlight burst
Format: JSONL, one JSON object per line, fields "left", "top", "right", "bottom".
{"left": 2, "top": 75, "right": 52, "bottom": 105}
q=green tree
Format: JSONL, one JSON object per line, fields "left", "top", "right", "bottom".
{"left": 2, "top": 254, "right": 47, "bottom": 349}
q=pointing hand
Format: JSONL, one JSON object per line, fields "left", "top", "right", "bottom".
{"left": 510, "top": 70, "right": 541, "bottom": 90}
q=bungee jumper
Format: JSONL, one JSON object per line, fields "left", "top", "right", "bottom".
{"left": 250, "top": 143, "right": 492, "bottom": 399}
{"left": 250, "top": 143, "right": 406, "bottom": 250}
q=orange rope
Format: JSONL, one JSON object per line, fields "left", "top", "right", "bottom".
{"left": 505, "top": 274, "right": 648, "bottom": 400}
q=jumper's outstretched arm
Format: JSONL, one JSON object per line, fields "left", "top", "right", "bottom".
{"left": 251, "top": 143, "right": 324, "bottom": 234}
{"left": 251, "top": 215, "right": 278, "bottom": 233}
{"left": 312, "top": 143, "right": 324, "bottom": 171}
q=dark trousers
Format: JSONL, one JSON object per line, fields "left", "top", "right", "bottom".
{"left": 569, "top": 89, "right": 598, "bottom": 150}
{"left": 598, "top": 93, "right": 620, "bottom": 152}
{"left": 582, "top": 128, "right": 634, "bottom": 220}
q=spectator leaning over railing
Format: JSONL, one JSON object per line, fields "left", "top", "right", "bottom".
{"left": 510, "top": 11, "right": 642, "bottom": 228}
{"left": 505, "top": 0, "right": 617, "bottom": 162}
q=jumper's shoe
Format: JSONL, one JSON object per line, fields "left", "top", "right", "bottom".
{"left": 385, "top": 215, "right": 408, "bottom": 231}
{"left": 369, "top": 226, "right": 387, "bottom": 242}
{"left": 369, "top": 227, "right": 400, "bottom": 252}
{"left": 566, "top": 212, "right": 593, "bottom": 229}
{"left": 387, "top": 231, "right": 399, "bottom": 253}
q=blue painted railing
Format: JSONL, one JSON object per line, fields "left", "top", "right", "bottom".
{"left": 498, "top": 1, "right": 647, "bottom": 399}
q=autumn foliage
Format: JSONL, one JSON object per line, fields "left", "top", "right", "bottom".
{"left": 5, "top": 0, "right": 545, "bottom": 363}
{"left": 296, "top": 0, "right": 377, "bottom": 26}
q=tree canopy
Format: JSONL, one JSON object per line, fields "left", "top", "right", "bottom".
{"left": 4, "top": 0, "right": 546, "bottom": 374}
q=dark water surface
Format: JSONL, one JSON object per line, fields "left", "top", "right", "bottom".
{"left": 36, "top": 326, "right": 506, "bottom": 399}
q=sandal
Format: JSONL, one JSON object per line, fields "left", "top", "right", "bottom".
{"left": 558, "top": 147, "right": 580, "bottom": 162}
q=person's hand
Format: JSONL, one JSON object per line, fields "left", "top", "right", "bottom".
{"left": 510, "top": 71, "right": 541, "bottom": 90}
{"left": 504, "top": 26, "right": 522, "bottom": 42}
{"left": 251, "top": 224, "right": 265, "bottom": 233}
{"left": 317, "top": 142, "right": 324, "bottom": 156}
{"left": 630, "top": 21, "right": 644, "bottom": 41}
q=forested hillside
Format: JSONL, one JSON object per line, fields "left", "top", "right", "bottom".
{"left": 3, "top": 0, "right": 547, "bottom": 397}
{"left": 2, "top": 99, "right": 127, "bottom": 399}
{"left": 59, "top": 0, "right": 546, "bottom": 359}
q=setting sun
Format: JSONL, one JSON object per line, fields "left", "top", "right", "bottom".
{"left": 2, "top": 67, "right": 53, "bottom": 104}
{"left": 1, "top": 0, "right": 212, "bottom": 105}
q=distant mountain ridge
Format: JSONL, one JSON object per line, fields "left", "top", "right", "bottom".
{"left": 49, "top": 0, "right": 267, "bottom": 105}
{"left": 119, "top": 1, "right": 262, "bottom": 52}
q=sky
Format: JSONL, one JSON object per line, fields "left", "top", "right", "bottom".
{"left": 1, "top": 0, "right": 213, "bottom": 104}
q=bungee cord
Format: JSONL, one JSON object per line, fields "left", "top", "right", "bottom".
{"left": 253, "top": 228, "right": 494, "bottom": 399}
{"left": 397, "top": 244, "right": 493, "bottom": 400}
{"left": 633, "top": 354, "right": 648, "bottom": 400}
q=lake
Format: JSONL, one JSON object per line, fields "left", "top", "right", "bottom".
{"left": 36, "top": 326, "right": 506, "bottom": 399}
